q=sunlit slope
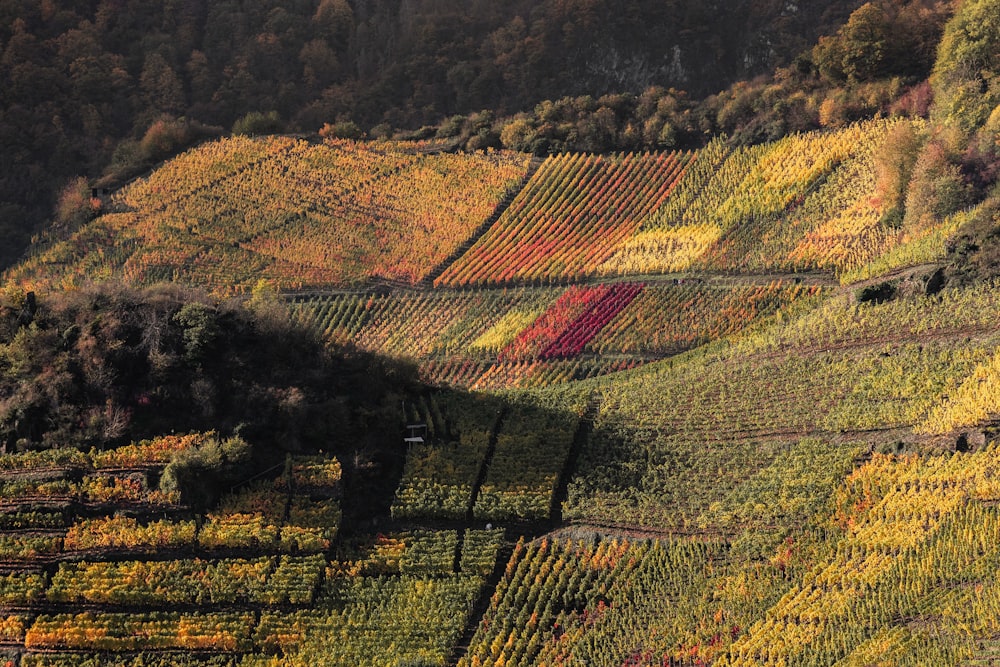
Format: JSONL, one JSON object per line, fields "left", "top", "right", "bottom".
{"left": 460, "top": 444, "right": 1000, "bottom": 667}
{"left": 433, "top": 151, "right": 693, "bottom": 286}
{"left": 7, "top": 119, "right": 968, "bottom": 296}
{"left": 552, "top": 282, "right": 1000, "bottom": 530}
{"left": 602, "top": 119, "right": 964, "bottom": 280}
{"left": 8, "top": 137, "right": 531, "bottom": 292}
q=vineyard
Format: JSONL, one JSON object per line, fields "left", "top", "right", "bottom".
{"left": 6, "top": 137, "right": 531, "bottom": 293}
{"left": 6, "top": 109, "right": 1000, "bottom": 667}
{"left": 5, "top": 119, "right": 969, "bottom": 295}
{"left": 433, "top": 151, "right": 692, "bottom": 286}
{"left": 0, "top": 431, "right": 509, "bottom": 666}
{"left": 292, "top": 279, "right": 822, "bottom": 389}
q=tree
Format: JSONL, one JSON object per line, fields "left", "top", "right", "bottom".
{"left": 813, "top": 3, "right": 890, "bottom": 84}
{"left": 931, "top": 0, "right": 1000, "bottom": 135}
{"left": 299, "top": 39, "right": 340, "bottom": 89}
{"left": 54, "top": 176, "right": 98, "bottom": 229}
{"left": 905, "top": 139, "right": 973, "bottom": 227}
{"left": 839, "top": 3, "right": 889, "bottom": 82}
{"left": 875, "top": 120, "right": 923, "bottom": 225}
{"left": 313, "top": 0, "right": 353, "bottom": 50}
{"left": 140, "top": 52, "right": 185, "bottom": 115}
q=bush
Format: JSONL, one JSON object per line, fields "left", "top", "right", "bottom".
{"left": 136, "top": 117, "right": 222, "bottom": 167}
{"left": 54, "top": 177, "right": 99, "bottom": 229}
{"left": 233, "top": 111, "right": 284, "bottom": 137}
{"left": 160, "top": 434, "right": 252, "bottom": 507}
{"left": 139, "top": 117, "right": 189, "bottom": 162}
{"left": 855, "top": 281, "right": 897, "bottom": 304}
{"left": 904, "top": 140, "right": 973, "bottom": 227}
{"left": 318, "top": 120, "right": 362, "bottom": 140}
{"left": 172, "top": 302, "right": 223, "bottom": 365}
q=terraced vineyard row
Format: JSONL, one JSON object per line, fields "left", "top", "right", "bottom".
{"left": 720, "top": 446, "right": 1000, "bottom": 666}
{"left": 456, "top": 443, "right": 1000, "bottom": 667}
{"left": 0, "top": 425, "right": 518, "bottom": 666}
{"left": 5, "top": 119, "right": 968, "bottom": 295}
{"left": 563, "top": 319, "right": 1000, "bottom": 529}
{"left": 434, "top": 151, "right": 693, "bottom": 287}
{"left": 8, "top": 138, "right": 531, "bottom": 292}
{"left": 592, "top": 119, "right": 966, "bottom": 281}
{"left": 391, "top": 390, "right": 588, "bottom": 523}
{"left": 293, "top": 279, "right": 821, "bottom": 389}
{"left": 0, "top": 438, "right": 343, "bottom": 564}
{"left": 4, "top": 528, "right": 504, "bottom": 664}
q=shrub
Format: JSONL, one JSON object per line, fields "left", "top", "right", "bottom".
{"left": 905, "top": 140, "right": 973, "bottom": 227}
{"left": 318, "top": 120, "right": 361, "bottom": 140}
{"left": 855, "top": 280, "right": 897, "bottom": 304}
{"left": 138, "top": 117, "right": 222, "bottom": 166}
{"left": 160, "top": 434, "right": 252, "bottom": 508}
{"left": 54, "top": 177, "right": 99, "bottom": 229}
{"left": 233, "top": 111, "right": 284, "bottom": 137}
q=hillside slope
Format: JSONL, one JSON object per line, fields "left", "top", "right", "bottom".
{"left": 8, "top": 235, "right": 1000, "bottom": 666}
{"left": 7, "top": 117, "right": 973, "bottom": 296}
{"left": 0, "top": 0, "right": 877, "bottom": 273}
{"left": 3, "top": 0, "right": 1000, "bottom": 664}
{"left": 4, "top": 124, "right": 1000, "bottom": 664}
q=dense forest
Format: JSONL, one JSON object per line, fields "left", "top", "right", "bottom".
{"left": 1, "top": 0, "right": 958, "bottom": 271}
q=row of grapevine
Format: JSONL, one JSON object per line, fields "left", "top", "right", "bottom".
{"left": 468, "top": 358, "right": 642, "bottom": 391}
{"left": 10, "top": 138, "right": 530, "bottom": 293}
{"left": 25, "top": 611, "right": 256, "bottom": 651}
{"left": 919, "top": 334, "right": 1000, "bottom": 434}
{"left": 332, "top": 530, "right": 494, "bottom": 577}
{"left": 435, "top": 151, "right": 692, "bottom": 286}
{"left": 3, "top": 525, "right": 505, "bottom": 662}
{"left": 391, "top": 391, "right": 586, "bottom": 523}
{"left": 838, "top": 203, "right": 976, "bottom": 284}
{"left": 293, "top": 287, "right": 560, "bottom": 359}
{"left": 0, "top": 474, "right": 178, "bottom": 508}
{"left": 21, "top": 654, "right": 240, "bottom": 667}
{"left": 250, "top": 574, "right": 483, "bottom": 665}
{"left": 499, "top": 284, "right": 616, "bottom": 362}
{"left": 455, "top": 445, "right": 1000, "bottom": 667}
{"left": 733, "top": 280, "right": 1000, "bottom": 358}
{"left": 293, "top": 279, "right": 816, "bottom": 391}
{"left": 9, "top": 119, "right": 963, "bottom": 297}
{"left": 0, "top": 432, "right": 211, "bottom": 474}
{"left": 0, "top": 571, "right": 46, "bottom": 605}
{"left": 45, "top": 555, "right": 324, "bottom": 606}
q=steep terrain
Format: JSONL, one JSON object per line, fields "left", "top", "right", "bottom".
{"left": 3, "top": 0, "right": 958, "bottom": 274}
{"left": 1, "top": 0, "right": 1000, "bottom": 664}
{"left": 2, "top": 110, "right": 999, "bottom": 664}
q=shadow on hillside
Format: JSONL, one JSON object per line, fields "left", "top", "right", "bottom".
{"left": 0, "top": 283, "right": 598, "bottom": 538}
{"left": 341, "top": 383, "right": 592, "bottom": 537}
